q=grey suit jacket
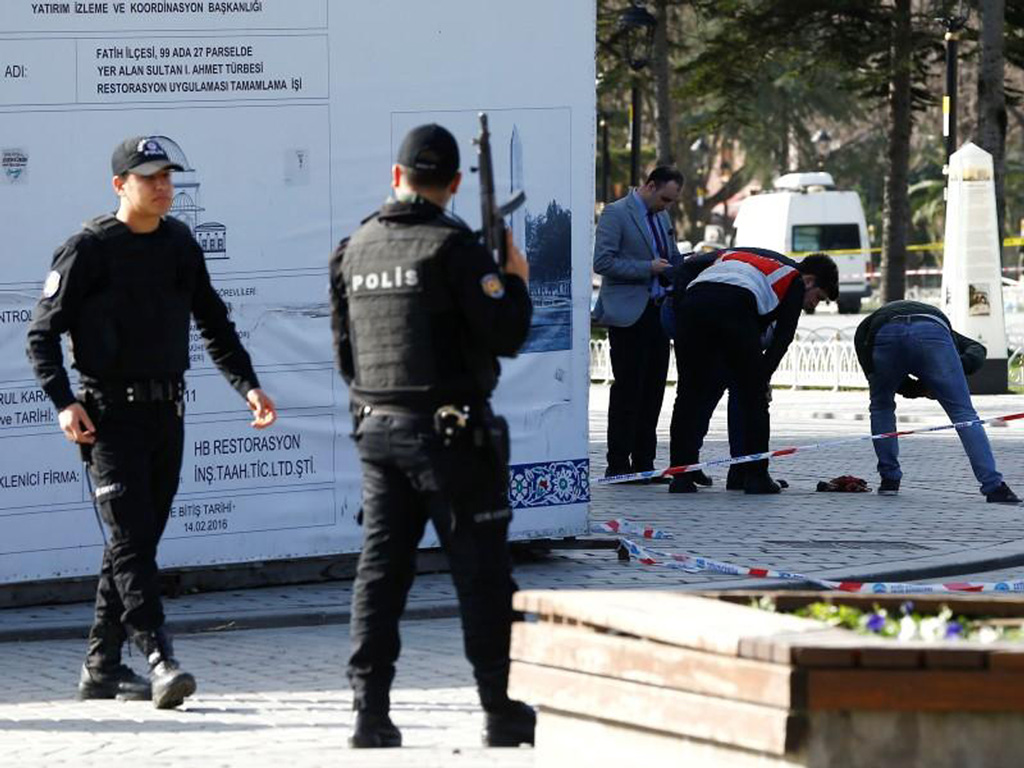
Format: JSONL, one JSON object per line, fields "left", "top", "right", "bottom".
{"left": 592, "top": 191, "right": 680, "bottom": 328}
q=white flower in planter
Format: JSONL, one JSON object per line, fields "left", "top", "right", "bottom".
{"left": 977, "top": 626, "right": 1001, "bottom": 644}
{"left": 898, "top": 615, "right": 918, "bottom": 641}
{"left": 919, "top": 617, "right": 944, "bottom": 642}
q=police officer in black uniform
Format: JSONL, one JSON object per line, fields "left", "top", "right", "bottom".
{"left": 26, "top": 135, "right": 278, "bottom": 709}
{"left": 329, "top": 124, "right": 535, "bottom": 749}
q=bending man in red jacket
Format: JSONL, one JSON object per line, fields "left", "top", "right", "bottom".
{"left": 669, "top": 248, "right": 838, "bottom": 494}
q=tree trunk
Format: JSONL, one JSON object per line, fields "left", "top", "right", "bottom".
{"left": 977, "top": 0, "right": 1007, "bottom": 247}
{"left": 652, "top": 0, "right": 674, "bottom": 166}
{"left": 881, "top": 0, "right": 911, "bottom": 303}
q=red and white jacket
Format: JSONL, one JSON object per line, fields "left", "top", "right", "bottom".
{"left": 687, "top": 249, "right": 800, "bottom": 315}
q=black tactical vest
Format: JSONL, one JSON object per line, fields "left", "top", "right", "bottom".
{"left": 342, "top": 202, "right": 495, "bottom": 407}
{"left": 73, "top": 214, "right": 197, "bottom": 381}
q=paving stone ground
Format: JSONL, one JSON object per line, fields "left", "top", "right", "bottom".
{"left": 3, "top": 385, "right": 1024, "bottom": 765}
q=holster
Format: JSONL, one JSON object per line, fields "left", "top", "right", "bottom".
{"left": 435, "top": 406, "right": 511, "bottom": 531}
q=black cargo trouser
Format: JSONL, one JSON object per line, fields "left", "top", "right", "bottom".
{"left": 347, "top": 408, "right": 516, "bottom": 715}
{"left": 672, "top": 283, "right": 772, "bottom": 477}
{"left": 83, "top": 394, "right": 184, "bottom": 641}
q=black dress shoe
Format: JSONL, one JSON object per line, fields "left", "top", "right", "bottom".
{"left": 350, "top": 711, "right": 402, "bottom": 748}
{"left": 726, "top": 465, "right": 746, "bottom": 491}
{"left": 744, "top": 474, "right": 782, "bottom": 495}
{"left": 668, "top": 475, "right": 697, "bottom": 494}
{"left": 649, "top": 474, "right": 673, "bottom": 485}
{"left": 483, "top": 700, "right": 535, "bottom": 747}
{"left": 690, "top": 470, "right": 713, "bottom": 487}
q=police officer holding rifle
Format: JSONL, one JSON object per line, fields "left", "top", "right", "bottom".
{"left": 329, "top": 120, "right": 535, "bottom": 748}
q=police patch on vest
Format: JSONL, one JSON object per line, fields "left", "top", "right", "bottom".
{"left": 350, "top": 266, "right": 419, "bottom": 293}
{"left": 42, "top": 270, "right": 61, "bottom": 298}
{"left": 480, "top": 273, "right": 505, "bottom": 299}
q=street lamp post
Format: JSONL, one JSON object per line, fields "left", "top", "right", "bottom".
{"left": 618, "top": 2, "right": 657, "bottom": 188}
{"left": 935, "top": 0, "right": 970, "bottom": 169}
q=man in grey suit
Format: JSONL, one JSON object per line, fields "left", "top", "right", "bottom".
{"left": 593, "top": 166, "right": 684, "bottom": 480}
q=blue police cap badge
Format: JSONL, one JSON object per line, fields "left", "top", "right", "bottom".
{"left": 137, "top": 138, "right": 165, "bottom": 157}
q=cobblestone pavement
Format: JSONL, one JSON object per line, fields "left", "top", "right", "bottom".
{"left": 0, "top": 619, "right": 533, "bottom": 768}
{"left": 3, "top": 386, "right": 1024, "bottom": 765}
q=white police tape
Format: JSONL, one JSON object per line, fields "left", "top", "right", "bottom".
{"left": 598, "top": 411, "right": 1024, "bottom": 486}
{"left": 618, "top": 536, "right": 1024, "bottom": 594}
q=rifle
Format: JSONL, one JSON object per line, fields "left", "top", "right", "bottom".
{"left": 473, "top": 112, "right": 526, "bottom": 268}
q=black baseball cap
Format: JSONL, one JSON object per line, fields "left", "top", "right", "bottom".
{"left": 111, "top": 135, "right": 184, "bottom": 177}
{"left": 396, "top": 124, "right": 460, "bottom": 184}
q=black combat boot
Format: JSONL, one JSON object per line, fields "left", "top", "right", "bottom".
{"left": 78, "top": 622, "right": 151, "bottom": 701}
{"left": 132, "top": 626, "right": 197, "bottom": 709}
{"left": 482, "top": 699, "right": 536, "bottom": 747}
{"left": 349, "top": 711, "right": 402, "bottom": 748}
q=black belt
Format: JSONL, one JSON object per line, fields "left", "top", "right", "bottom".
{"left": 889, "top": 314, "right": 949, "bottom": 328}
{"left": 85, "top": 378, "right": 184, "bottom": 404}
{"left": 355, "top": 401, "right": 489, "bottom": 443}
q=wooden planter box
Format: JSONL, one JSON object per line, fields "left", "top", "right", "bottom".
{"left": 509, "top": 590, "right": 1024, "bottom": 768}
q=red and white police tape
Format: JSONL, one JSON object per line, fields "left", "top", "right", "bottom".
{"left": 615, "top": 535, "right": 1024, "bottom": 594}
{"left": 590, "top": 519, "right": 673, "bottom": 539}
{"left": 597, "top": 411, "right": 1024, "bottom": 486}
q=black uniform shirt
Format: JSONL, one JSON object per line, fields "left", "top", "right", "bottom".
{"left": 26, "top": 215, "right": 260, "bottom": 410}
{"left": 329, "top": 198, "right": 532, "bottom": 408}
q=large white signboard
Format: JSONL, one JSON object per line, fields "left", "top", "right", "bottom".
{"left": 0, "top": 0, "right": 594, "bottom": 583}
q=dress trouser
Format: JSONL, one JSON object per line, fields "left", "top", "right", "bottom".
{"left": 606, "top": 300, "right": 671, "bottom": 472}
{"left": 347, "top": 412, "right": 516, "bottom": 714}
{"left": 84, "top": 396, "right": 184, "bottom": 646}
{"left": 669, "top": 356, "right": 744, "bottom": 468}
{"left": 672, "top": 284, "right": 772, "bottom": 476}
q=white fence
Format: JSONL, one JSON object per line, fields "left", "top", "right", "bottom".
{"left": 589, "top": 329, "right": 869, "bottom": 390}
{"left": 590, "top": 281, "right": 1024, "bottom": 389}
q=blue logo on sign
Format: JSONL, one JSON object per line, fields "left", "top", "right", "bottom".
{"left": 996, "top": 583, "right": 1010, "bottom": 591}
{"left": 872, "top": 584, "right": 888, "bottom": 594}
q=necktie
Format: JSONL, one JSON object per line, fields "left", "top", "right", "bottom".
{"left": 647, "top": 210, "right": 668, "bottom": 302}
{"left": 647, "top": 210, "right": 667, "bottom": 261}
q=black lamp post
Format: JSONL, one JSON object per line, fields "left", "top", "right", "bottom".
{"left": 935, "top": 0, "right": 970, "bottom": 168}
{"left": 619, "top": 2, "right": 657, "bottom": 188}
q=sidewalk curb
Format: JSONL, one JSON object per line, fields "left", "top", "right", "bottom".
{"left": 0, "top": 603, "right": 461, "bottom": 644}
{"left": 5, "top": 543, "right": 1024, "bottom": 643}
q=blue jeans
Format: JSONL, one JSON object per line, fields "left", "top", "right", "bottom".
{"left": 869, "top": 317, "right": 1002, "bottom": 494}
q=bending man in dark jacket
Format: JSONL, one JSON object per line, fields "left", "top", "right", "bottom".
{"left": 670, "top": 248, "right": 838, "bottom": 494}
{"left": 854, "top": 300, "right": 1019, "bottom": 502}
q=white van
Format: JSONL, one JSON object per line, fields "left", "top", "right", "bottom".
{"left": 732, "top": 171, "right": 872, "bottom": 314}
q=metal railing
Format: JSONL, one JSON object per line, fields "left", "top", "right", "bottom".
{"left": 590, "top": 329, "right": 868, "bottom": 390}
